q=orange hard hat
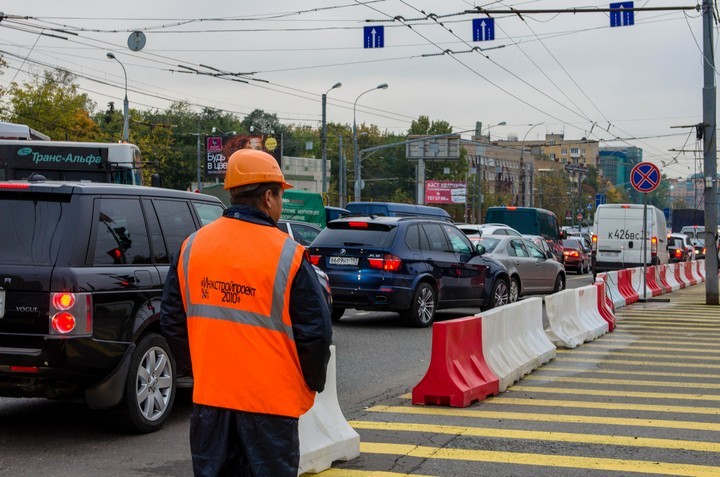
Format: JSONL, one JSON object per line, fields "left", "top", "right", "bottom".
{"left": 223, "top": 149, "right": 292, "bottom": 190}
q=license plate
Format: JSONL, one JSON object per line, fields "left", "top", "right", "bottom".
{"left": 599, "top": 251, "right": 619, "bottom": 257}
{"left": 329, "top": 256, "right": 359, "bottom": 266}
{"left": 0, "top": 290, "right": 5, "bottom": 319}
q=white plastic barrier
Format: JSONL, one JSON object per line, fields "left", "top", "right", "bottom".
{"left": 576, "top": 285, "right": 609, "bottom": 342}
{"left": 695, "top": 259, "right": 705, "bottom": 282}
{"left": 675, "top": 262, "right": 690, "bottom": 288}
{"left": 478, "top": 306, "right": 530, "bottom": 392}
{"left": 600, "top": 271, "right": 626, "bottom": 309}
{"left": 518, "top": 297, "right": 556, "bottom": 367}
{"left": 544, "top": 289, "right": 586, "bottom": 349}
{"left": 664, "top": 263, "right": 682, "bottom": 291}
{"left": 631, "top": 267, "right": 652, "bottom": 300}
{"left": 299, "top": 345, "right": 360, "bottom": 475}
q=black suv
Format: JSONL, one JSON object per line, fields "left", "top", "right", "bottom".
{"left": 308, "top": 216, "right": 510, "bottom": 327}
{"left": 0, "top": 181, "right": 224, "bottom": 432}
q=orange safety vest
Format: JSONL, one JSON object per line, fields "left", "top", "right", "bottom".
{"left": 177, "top": 217, "right": 314, "bottom": 417}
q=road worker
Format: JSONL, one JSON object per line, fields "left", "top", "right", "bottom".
{"left": 161, "top": 148, "right": 332, "bottom": 476}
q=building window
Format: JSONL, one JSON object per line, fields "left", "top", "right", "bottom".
{"left": 550, "top": 153, "right": 556, "bottom": 160}
{"left": 571, "top": 148, "right": 579, "bottom": 154}
{"left": 561, "top": 149, "right": 567, "bottom": 155}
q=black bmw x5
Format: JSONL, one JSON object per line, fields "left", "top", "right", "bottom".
{"left": 0, "top": 180, "right": 224, "bottom": 432}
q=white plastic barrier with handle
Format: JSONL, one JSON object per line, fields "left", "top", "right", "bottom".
{"left": 544, "top": 289, "right": 586, "bottom": 348}
{"left": 575, "top": 285, "right": 609, "bottom": 342}
{"left": 299, "top": 345, "right": 360, "bottom": 475}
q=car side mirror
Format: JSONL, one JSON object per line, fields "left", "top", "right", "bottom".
{"left": 476, "top": 244, "right": 486, "bottom": 255}
{"left": 546, "top": 251, "right": 554, "bottom": 259}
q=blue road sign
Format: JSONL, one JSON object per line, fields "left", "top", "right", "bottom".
{"left": 364, "top": 26, "right": 384, "bottom": 48}
{"left": 630, "top": 162, "right": 661, "bottom": 193}
{"left": 595, "top": 193, "right": 607, "bottom": 208}
{"left": 472, "top": 18, "right": 495, "bottom": 42}
{"left": 610, "top": 1, "right": 634, "bottom": 27}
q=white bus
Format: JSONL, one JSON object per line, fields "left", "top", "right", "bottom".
{"left": 0, "top": 139, "right": 143, "bottom": 185}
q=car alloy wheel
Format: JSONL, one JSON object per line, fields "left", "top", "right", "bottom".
{"left": 509, "top": 278, "right": 519, "bottom": 303}
{"left": 403, "top": 282, "right": 435, "bottom": 327}
{"left": 491, "top": 278, "right": 509, "bottom": 309}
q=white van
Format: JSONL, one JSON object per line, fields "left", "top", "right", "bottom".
{"left": 591, "top": 204, "right": 669, "bottom": 273}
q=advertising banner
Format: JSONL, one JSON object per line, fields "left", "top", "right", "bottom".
{"left": 205, "top": 134, "right": 281, "bottom": 177}
{"left": 425, "top": 180, "right": 466, "bottom": 204}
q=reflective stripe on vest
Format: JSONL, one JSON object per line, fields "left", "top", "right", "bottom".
{"left": 180, "top": 231, "right": 297, "bottom": 341}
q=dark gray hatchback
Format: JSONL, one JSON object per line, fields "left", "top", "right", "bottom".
{"left": 0, "top": 180, "right": 224, "bottom": 432}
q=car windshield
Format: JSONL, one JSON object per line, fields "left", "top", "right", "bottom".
{"left": 477, "top": 237, "right": 501, "bottom": 253}
{"left": 0, "top": 197, "right": 66, "bottom": 265}
{"left": 669, "top": 237, "right": 685, "bottom": 248}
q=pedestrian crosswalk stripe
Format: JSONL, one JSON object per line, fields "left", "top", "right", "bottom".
{"left": 511, "top": 384, "right": 720, "bottom": 401}
{"left": 523, "top": 376, "right": 720, "bottom": 389}
{"left": 350, "top": 420, "right": 720, "bottom": 453}
{"left": 614, "top": 325, "right": 720, "bottom": 332}
{"left": 601, "top": 338, "right": 720, "bottom": 347}
{"left": 368, "top": 406, "right": 720, "bottom": 432}
{"left": 360, "top": 442, "right": 720, "bottom": 476}
{"left": 610, "top": 331, "right": 720, "bottom": 341}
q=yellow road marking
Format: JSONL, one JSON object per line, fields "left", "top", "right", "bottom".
{"left": 350, "top": 420, "right": 720, "bottom": 453}
{"left": 616, "top": 325, "right": 720, "bottom": 332}
{"left": 581, "top": 344, "right": 720, "bottom": 353}
{"left": 523, "top": 375, "right": 720, "bottom": 389}
{"left": 368, "top": 405, "right": 720, "bottom": 432}
{"left": 489, "top": 397, "right": 720, "bottom": 415}
{"left": 312, "top": 469, "right": 430, "bottom": 477}
{"left": 600, "top": 338, "right": 720, "bottom": 347}
{"left": 360, "top": 442, "right": 720, "bottom": 476}
{"left": 543, "top": 367, "right": 720, "bottom": 379}
{"left": 556, "top": 349, "right": 720, "bottom": 361}
{"left": 557, "top": 357, "right": 720, "bottom": 369}
{"left": 610, "top": 331, "right": 720, "bottom": 341}
{"left": 511, "top": 385, "right": 720, "bottom": 401}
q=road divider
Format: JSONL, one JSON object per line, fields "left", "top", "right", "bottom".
{"left": 412, "top": 316, "right": 499, "bottom": 407}
{"left": 299, "top": 345, "right": 360, "bottom": 475}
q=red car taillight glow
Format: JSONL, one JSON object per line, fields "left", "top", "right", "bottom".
{"left": 309, "top": 254, "right": 321, "bottom": 265}
{"left": 368, "top": 253, "right": 402, "bottom": 271}
{"left": 49, "top": 292, "right": 92, "bottom": 336}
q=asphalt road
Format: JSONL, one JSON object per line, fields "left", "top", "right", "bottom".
{"left": 0, "top": 272, "right": 610, "bottom": 476}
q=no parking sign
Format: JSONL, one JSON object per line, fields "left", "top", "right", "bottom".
{"left": 630, "top": 162, "right": 661, "bottom": 193}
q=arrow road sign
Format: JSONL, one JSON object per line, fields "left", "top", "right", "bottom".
{"left": 472, "top": 18, "right": 495, "bottom": 42}
{"left": 630, "top": 162, "right": 661, "bottom": 193}
{"left": 364, "top": 26, "right": 384, "bottom": 48}
{"left": 610, "top": 1, "right": 634, "bottom": 27}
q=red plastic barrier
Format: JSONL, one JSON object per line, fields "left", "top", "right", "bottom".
{"left": 674, "top": 263, "right": 687, "bottom": 289}
{"left": 412, "top": 316, "right": 499, "bottom": 407}
{"left": 618, "top": 269, "right": 639, "bottom": 304}
{"left": 657, "top": 265, "right": 672, "bottom": 294}
{"left": 645, "top": 266, "right": 662, "bottom": 297}
{"left": 593, "top": 281, "right": 616, "bottom": 331}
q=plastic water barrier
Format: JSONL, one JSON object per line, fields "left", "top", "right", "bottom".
{"left": 299, "top": 345, "right": 360, "bottom": 475}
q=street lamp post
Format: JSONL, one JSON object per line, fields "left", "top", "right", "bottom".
{"left": 485, "top": 121, "right": 507, "bottom": 141}
{"left": 321, "top": 82, "right": 342, "bottom": 197}
{"left": 106, "top": 52, "right": 129, "bottom": 143}
{"left": 353, "top": 83, "right": 388, "bottom": 202}
{"left": 519, "top": 122, "right": 544, "bottom": 206}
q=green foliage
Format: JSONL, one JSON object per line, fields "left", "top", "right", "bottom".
{"left": 7, "top": 69, "right": 101, "bottom": 141}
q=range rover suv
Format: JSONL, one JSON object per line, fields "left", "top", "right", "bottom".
{"left": 0, "top": 180, "right": 224, "bottom": 432}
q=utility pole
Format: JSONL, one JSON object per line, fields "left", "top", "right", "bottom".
{"left": 702, "top": 0, "right": 718, "bottom": 304}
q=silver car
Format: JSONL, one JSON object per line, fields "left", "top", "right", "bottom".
{"left": 476, "top": 235, "right": 566, "bottom": 302}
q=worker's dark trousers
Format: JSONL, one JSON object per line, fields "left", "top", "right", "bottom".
{"left": 190, "top": 404, "right": 299, "bottom": 477}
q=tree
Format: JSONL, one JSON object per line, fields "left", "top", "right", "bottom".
{"left": 7, "top": 69, "right": 101, "bottom": 140}
{"left": 534, "top": 170, "right": 573, "bottom": 225}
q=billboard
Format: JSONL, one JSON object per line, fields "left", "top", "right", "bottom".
{"left": 425, "top": 180, "right": 466, "bottom": 204}
{"left": 406, "top": 134, "right": 461, "bottom": 160}
{"left": 205, "top": 134, "right": 281, "bottom": 177}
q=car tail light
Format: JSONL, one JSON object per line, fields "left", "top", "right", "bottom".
{"left": 674, "top": 249, "right": 682, "bottom": 258}
{"left": 651, "top": 236, "right": 657, "bottom": 256}
{"left": 564, "top": 250, "right": 579, "bottom": 258}
{"left": 0, "top": 183, "right": 30, "bottom": 189}
{"left": 348, "top": 221, "right": 368, "bottom": 228}
{"left": 591, "top": 234, "right": 597, "bottom": 252}
{"left": 367, "top": 253, "right": 402, "bottom": 271}
{"left": 49, "top": 292, "right": 92, "bottom": 336}
{"left": 703, "top": 247, "right": 706, "bottom": 254}
{"left": 506, "top": 206, "right": 517, "bottom": 210}
{"left": 309, "top": 254, "right": 321, "bottom": 265}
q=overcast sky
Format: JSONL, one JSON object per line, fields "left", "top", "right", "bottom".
{"left": 0, "top": 0, "right": 712, "bottom": 178}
